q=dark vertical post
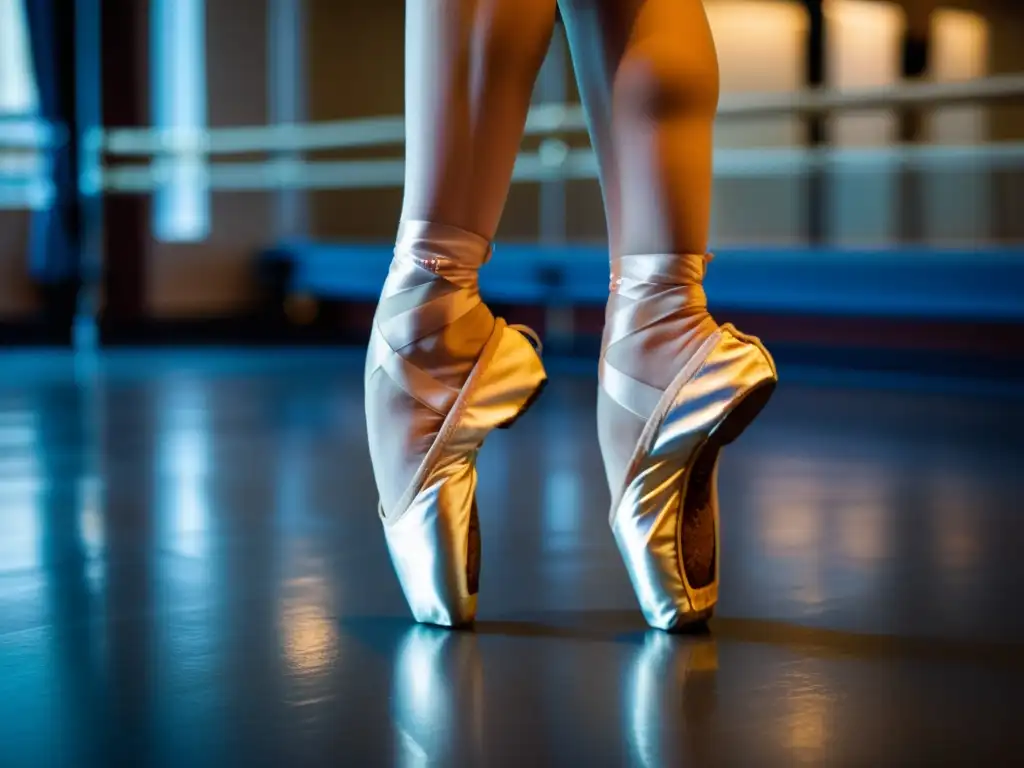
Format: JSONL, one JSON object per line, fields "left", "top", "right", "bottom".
{"left": 75, "top": 0, "right": 103, "bottom": 346}
{"left": 24, "top": 0, "right": 81, "bottom": 340}
{"left": 805, "top": 0, "right": 827, "bottom": 245}
{"left": 99, "top": 0, "right": 149, "bottom": 337}
{"left": 898, "top": 8, "right": 931, "bottom": 243}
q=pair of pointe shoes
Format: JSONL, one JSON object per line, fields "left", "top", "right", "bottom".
{"left": 365, "top": 222, "right": 777, "bottom": 631}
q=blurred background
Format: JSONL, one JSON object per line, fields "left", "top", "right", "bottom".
{"left": 0, "top": 0, "right": 1022, "bottom": 369}
{"left": 2, "top": 2, "right": 1024, "bottom": 765}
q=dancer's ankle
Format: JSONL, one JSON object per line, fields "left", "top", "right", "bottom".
{"left": 602, "top": 252, "right": 718, "bottom": 396}
{"left": 381, "top": 220, "right": 496, "bottom": 390}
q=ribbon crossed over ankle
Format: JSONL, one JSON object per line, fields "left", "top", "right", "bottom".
{"left": 367, "top": 222, "right": 493, "bottom": 415}
{"left": 601, "top": 252, "right": 714, "bottom": 420}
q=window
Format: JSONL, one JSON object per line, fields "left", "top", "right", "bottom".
{"left": 0, "top": 0, "right": 37, "bottom": 114}
{"left": 151, "top": 0, "right": 210, "bottom": 241}
{"left": 0, "top": 0, "right": 45, "bottom": 209}
{"left": 705, "top": 1, "right": 808, "bottom": 242}
{"left": 930, "top": 9, "right": 989, "bottom": 143}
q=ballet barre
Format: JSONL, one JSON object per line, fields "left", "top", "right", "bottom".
{"left": 0, "top": 115, "right": 65, "bottom": 149}
{"left": 95, "top": 143, "right": 1024, "bottom": 193}
{"left": 90, "top": 71, "right": 1024, "bottom": 197}
{"left": 96, "top": 73, "right": 1024, "bottom": 157}
{"left": 2, "top": 73, "right": 1024, "bottom": 215}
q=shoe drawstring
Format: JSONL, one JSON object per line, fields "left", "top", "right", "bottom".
{"left": 509, "top": 324, "right": 543, "bottom": 355}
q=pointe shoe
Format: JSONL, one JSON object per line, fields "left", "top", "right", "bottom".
{"left": 365, "top": 222, "right": 547, "bottom": 628}
{"left": 600, "top": 253, "right": 777, "bottom": 631}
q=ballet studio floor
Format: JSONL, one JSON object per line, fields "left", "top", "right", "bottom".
{"left": 2, "top": 348, "right": 1023, "bottom": 767}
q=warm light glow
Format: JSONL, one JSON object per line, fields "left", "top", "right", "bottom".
{"left": 707, "top": 1, "right": 808, "bottom": 94}
{"left": 932, "top": 10, "right": 988, "bottom": 84}
{"left": 704, "top": 0, "right": 808, "bottom": 244}
{"left": 835, "top": 489, "right": 889, "bottom": 564}
{"left": 822, "top": 0, "right": 904, "bottom": 242}
{"left": 280, "top": 575, "right": 339, "bottom": 677}
{"left": 706, "top": 0, "right": 807, "bottom": 149}
{"left": 825, "top": 0, "right": 904, "bottom": 147}
{"left": 929, "top": 475, "right": 981, "bottom": 572}
{"left": 757, "top": 466, "right": 825, "bottom": 554}
{"left": 784, "top": 669, "right": 832, "bottom": 758}
{"left": 748, "top": 456, "right": 829, "bottom": 608}
{"left": 833, "top": 490, "right": 890, "bottom": 605}
{"left": 837, "top": 507, "right": 884, "bottom": 562}
{"left": 924, "top": 10, "right": 990, "bottom": 241}
{"left": 930, "top": 10, "right": 989, "bottom": 143}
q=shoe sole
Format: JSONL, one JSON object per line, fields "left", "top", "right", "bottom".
{"left": 460, "top": 378, "right": 546, "bottom": 628}
{"left": 467, "top": 331, "right": 548, "bottom": 619}
{"left": 672, "top": 378, "right": 777, "bottom": 632}
{"left": 711, "top": 378, "right": 777, "bottom": 448}
{"left": 497, "top": 377, "right": 548, "bottom": 430}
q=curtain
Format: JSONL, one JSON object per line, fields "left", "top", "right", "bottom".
{"left": 24, "top": 0, "right": 81, "bottom": 285}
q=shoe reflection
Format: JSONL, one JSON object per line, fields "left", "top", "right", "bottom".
{"left": 626, "top": 631, "right": 719, "bottom": 768}
{"left": 391, "top": 626, "right": 483, "bottom": 767}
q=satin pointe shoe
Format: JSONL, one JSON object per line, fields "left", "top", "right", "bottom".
{"left": 365, "top": 221, "right": 547, "bottom": 628}
{"left": 599, "top": 253, "right": 777, "bottom": 631}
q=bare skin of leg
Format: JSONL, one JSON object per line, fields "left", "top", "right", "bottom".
{"left": 395, "top": 0, "right": 558, "bottom": 391}
{"left": 557, "top": 0, "right": 719, "bottom": 268}
{"left": 368, "top": 0, "right": 558, "bottom": 610}
{"left": 402, "top": 0, "right": 558, "bottom": 240}
{"left": 558, "top": 0, "right": 722, "bottom": 586}
{"left": 370, "top": 0, "right": 555, "bottom": 512}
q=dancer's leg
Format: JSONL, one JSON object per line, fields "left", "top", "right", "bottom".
{"left": 366, "top": 0, "right": 555, "bottom": 627}
{"left": 368, "top": 0, "right": 555, "bottom": 548}
{"left": 402, "top": 0, "right": 558, "bottom": 239}
{"left": 559, "top": 0, "right": 724, "bottom": 588}
{"left": 557, "top": 0, "right": 719, "bottom": 261}
{"left": 387, "top": 0, "right": 557, "bottom": 400}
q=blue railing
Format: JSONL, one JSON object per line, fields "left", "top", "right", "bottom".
{"left": 264, "top": 241, "right": 1024, "bottom": 322}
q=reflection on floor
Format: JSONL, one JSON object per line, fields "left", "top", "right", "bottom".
{"left": 1, "top": 349, "right": 1023, "bottom": 766}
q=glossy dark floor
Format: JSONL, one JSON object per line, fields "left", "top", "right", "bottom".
{"left": 2, "top": 349, "right": 1024, "bottom": 767}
